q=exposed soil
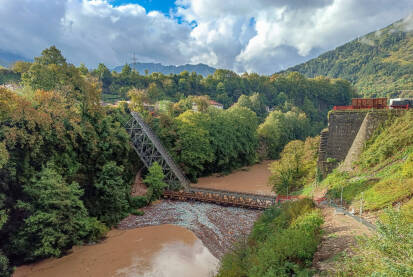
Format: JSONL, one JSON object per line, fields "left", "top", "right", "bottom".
{"left": 119, "top": 200, "right": 261, "bottom": 258}
{"left": 14, "top": 225, "right": 218, "bottom": 277}
{"left": 312, "top": 205, "right": 372, "bottom": 275}
{"left": 193, "top": 160, "right": 274, "bottom": 195}
{"left": 131, "top": 169, "right": 147, "bottom": 196}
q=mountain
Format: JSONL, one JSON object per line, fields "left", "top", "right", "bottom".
{"left": 285, "top": 16, "right": 413, "bottom": 98}
{"left": 113, "top": 62, "right": 216, "bottom": 77}
{"left": 0, "top": 49, "right": 28, "bottom": 67}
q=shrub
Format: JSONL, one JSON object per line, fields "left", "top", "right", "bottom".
{"left": 130, "top": 195, "right": 148, "bottom": 209}
{"left": 143, "top": 162, "right": 168, "bottom": 201}
{"left": 338, "top": 209, "right": 413, "bottom": 276}
{"left": 0, "top": 251, "right": 12, "bottom": 277}
{"left": 217, "top": 199, "right": 323, "bottom": 277}
{"left": 131, "top": 209, "right": 144, "bottom": 216}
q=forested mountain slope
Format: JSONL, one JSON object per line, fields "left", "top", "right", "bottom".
{"left": 286, "top": 16, "right": 413, "bottom": 97}
{"left": 113, "top": 62, "right": 216, "bottom": 77}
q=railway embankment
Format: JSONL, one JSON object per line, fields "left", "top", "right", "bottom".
{"left": 318, "top": 109, "right": 406, "bottom": 177}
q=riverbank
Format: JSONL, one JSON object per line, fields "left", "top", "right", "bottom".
{"left": 119, "top": 200, "right": 261, "bottom": 258}
{"left": 14, "top": 225, "right": 218, "bottom": 277}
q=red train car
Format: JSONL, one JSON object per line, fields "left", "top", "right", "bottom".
{"left": 351, "top": 98, "right": 387, "bottom": 109}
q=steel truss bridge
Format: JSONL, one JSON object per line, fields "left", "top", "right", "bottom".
{"left": 125, "top": 112, "right": 279, "bottom": 209}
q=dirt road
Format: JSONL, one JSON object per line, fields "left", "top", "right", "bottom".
{"left": 313, "top": 205, "right": 372, "bottom": 275}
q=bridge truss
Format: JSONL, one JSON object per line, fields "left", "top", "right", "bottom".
{"left": 125, "top": 112, "right": 190, "bottom": 190}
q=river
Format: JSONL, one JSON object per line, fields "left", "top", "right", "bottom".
{"left": 14, "top": 162, "right": 273, "bottom": 277}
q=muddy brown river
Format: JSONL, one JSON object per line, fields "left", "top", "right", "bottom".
{"left": 14, "top": 162, "right": 273, "bottom": 277}
{"left": 14, "top": 225, "right": 218, "bottom": 277}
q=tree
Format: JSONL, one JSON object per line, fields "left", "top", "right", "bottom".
{"left": 89, "top": 162, "right": 130, "bottom": 227}
{"left": 10, "top": 164, "right": 107, "bottom": 261}
{"left": 269, "top": 137, "right": 319, "bottom": 194}
{"left": 34, "top": 46, "right": 66, "bottom": 66}
{"left": 95, "top": 63, "right": 112, "bottom": 92}
{"left": 78, "top": 63, "right": 89, "bottom": 75}
{"left": 258, "top": 109, "right": 310, "bottom": 159}
{"left": 11, "top": 61, "right": 31, "bottom": 74}
{"left": 143, "top": 162, "right": 168, "bottom": 201}
{"left": 0, "top": 142, "right": 8, "bottom": 170}
{"left": 174, "top": 111, "right": 214, "bottom": 180}
{"left": 128, "top": 88, "right": 149, "bottom": 112}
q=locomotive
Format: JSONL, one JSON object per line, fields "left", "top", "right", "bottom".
{"left": 389, "top": 98, "right": 413, "bottom": 109}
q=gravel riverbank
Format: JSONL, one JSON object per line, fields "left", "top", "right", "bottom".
{"left": 118, "top": 200, "right": 261, "bottom": 258}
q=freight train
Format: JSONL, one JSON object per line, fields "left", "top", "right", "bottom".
{"left": 333, "top": 98, "right": 412, "bottom": 110}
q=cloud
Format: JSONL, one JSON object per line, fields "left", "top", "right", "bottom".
{"left": 0, "top": 0, "right": 191, "bottom": 68}
{"left": 177, "top": 0, "right": 413, "bottom": 74}
{"left": 0, "top": 0, "right": 412, "bottom": 73}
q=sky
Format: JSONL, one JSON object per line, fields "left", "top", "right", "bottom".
{"left": 0, "top": 0, "right": 412, "bottom": 74}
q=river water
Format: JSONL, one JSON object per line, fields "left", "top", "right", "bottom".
{"left": 14, "top": 225, "right": 218, "bottom": 277}
{"left": 14, "top": 201, "right": 261, "bottom": 277}
{"left": 14, "top": 162, "right": 272, "bottom": 277}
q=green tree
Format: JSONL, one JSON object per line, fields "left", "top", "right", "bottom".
{"left": 89, "top": 162, "right": 130, "bottom": 227}
{"left": 258, "top": 109, "right": 310, "bottom": 159}
{"left": 0, "top": 142, "right": 8, "bottom": 169}
{"left": 34, "top": 46, "right": 66, "bottom": 66}
{"left": 10, "top": 164, "right": 107, "bottom": 261}
{"left": 174, "top": 111, "right": 214, "bottom": 180}
{"left": 143, "top": 162, "right": 168, "bottom": 201}
{"left": 95, "top": 63, "right": 112, "bottom": 92}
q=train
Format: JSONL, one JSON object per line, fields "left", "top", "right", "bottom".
{"left": 334, "top": 98, "right": 412, "bottom": 110}
{"left": 389, "top": 98, "right": 413, "bottom": 109}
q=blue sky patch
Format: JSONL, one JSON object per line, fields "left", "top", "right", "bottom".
{"left": 110, "top": 0, "right": 177, "bottom": 15}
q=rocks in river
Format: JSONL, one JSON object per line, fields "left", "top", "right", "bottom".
{"left": 118, "top": 200, "right": 261, "bottom": 258}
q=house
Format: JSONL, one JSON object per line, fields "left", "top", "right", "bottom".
{"left": 192, "top": 99, "right": 224, "bottom": 111}
{"left": 209, "top": 100, "right": 224, "bottom": 109}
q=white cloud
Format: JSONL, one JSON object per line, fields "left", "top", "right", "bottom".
{"left": 0, "top": 0, "right": 412, "bottom": 73}
{"left": 177, "top": 0, "right": 413, "bottom": 73}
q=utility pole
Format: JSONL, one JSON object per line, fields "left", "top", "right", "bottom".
{"left": 340, "top": 185, "right": 343, "bottom": 207}
{"left": 360, "top": 192, "right": 364, "bottom": 216}
{"left": 132, "top": 52, "right": 137, "bottom": 71}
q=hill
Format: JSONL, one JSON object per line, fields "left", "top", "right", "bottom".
{"left": 113, "top": 62, "right": 216, "bottom": 77}
{"left": 0, "top": 49, "right": 28, "bottom": 67}
{"left": 286, "top": 16, "right": 413, "bottom": 98}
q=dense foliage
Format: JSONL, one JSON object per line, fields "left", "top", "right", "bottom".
{"left": 321, "top": 111, "right": 413, "bottom": 216}
{"left": 287, "top": 19, "right": 413, "bottom": 97}
{"left": 143, "top": 103, "right": 259, "bottom": 181}
{"left": 338, "top": 209, "right": 413, "bottom": 276}
{"left": 217, "top": 199, "right": 323, "bottom": 277}
{"left": 269, "top": 137, "right": 320, "bottom": 194}
{"left": 257, "top": 109, "right": 310, "bottom": 159}
{"left": 0, "top": 47, "right": 140, "bottom": 270}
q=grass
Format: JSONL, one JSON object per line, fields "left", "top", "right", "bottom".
{"left": 320, "top": 112, "right": 413, "bottom": 219}
{"left": 217, "top": 199, "right": 323, "bottom": 277}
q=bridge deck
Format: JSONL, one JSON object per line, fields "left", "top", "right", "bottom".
{"left": 163, "top": 188, "right": 278, "bottom": 209}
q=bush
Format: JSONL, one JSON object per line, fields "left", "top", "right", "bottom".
{"left": 143, "top": 162, "right": 168, "bottom": 201}
{"left": 217, "top": 199, "right": 323, "bottom": 277}
{"left": 130, "top": 195, "right": 148, "bottom": 209}
{"left": 0, "top": 252, "right": 12, "bottom": 277}
{"left": 131, "top": 209, "right": 144, "bottom": 216}
{"left": 338, "top": 209, "right": 413, "bottom": 276}
{"left": 9, "top": 165, "right": 107, "bottom": 262}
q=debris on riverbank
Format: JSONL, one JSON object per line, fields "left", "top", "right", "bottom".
{"left": 118, "top": 200, "right": 261, "bottom": 258}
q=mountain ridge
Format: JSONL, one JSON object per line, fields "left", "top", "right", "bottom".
{"left": 284, "top": 16, "right": 413, "bottom": 97}
{"left": 112, "top": 62, "right": 216, "bottom": 77}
